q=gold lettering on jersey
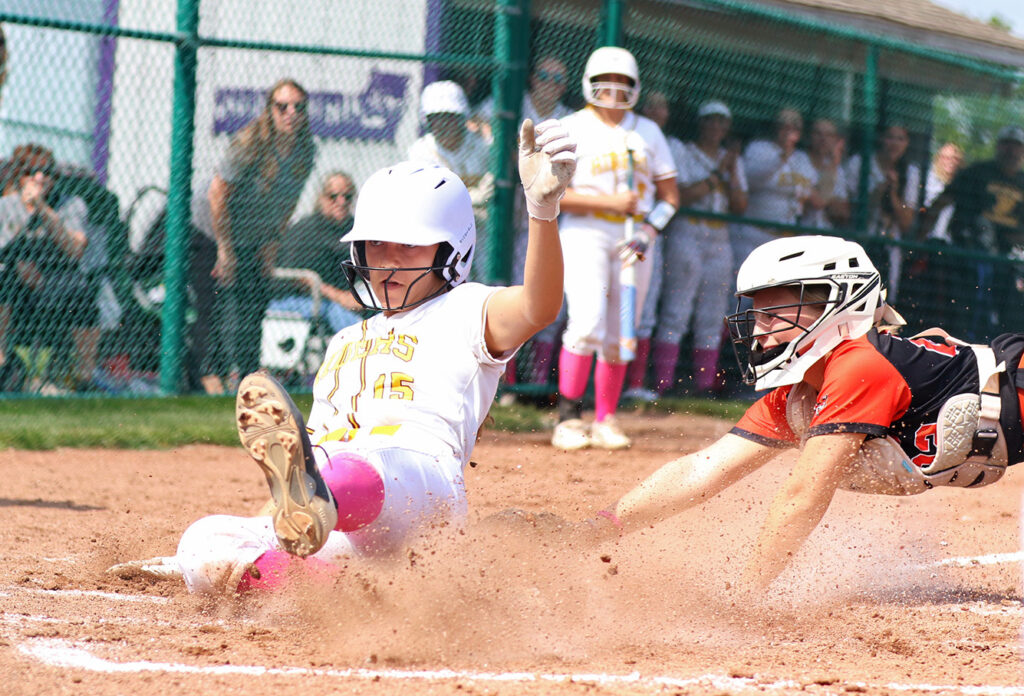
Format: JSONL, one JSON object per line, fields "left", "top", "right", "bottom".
{"left": 320, "top": 333, "right": 419, "bottom": 370}
{"left": 777, "top": 171, "right": 812, "bottom": 189}
{"left": 393, "top": 335, "right": 418, "bottom": 362}
{"left": 589, "top": 150, "right": 649, "bottom": 178}
{"left": 983, "top": 182, "right": 1023, "bottom": 228}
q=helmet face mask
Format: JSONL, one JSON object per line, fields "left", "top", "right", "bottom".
{"left": 342, "top": 240, "right": 466, "bottom": 312}
{"left": 725, "top": 236, "right": 883, "bottom": 390}
{"left": 340, "top": 162, "right": 475, "bottom": 313}
{"left": 727, "top": 281, "right": 845, "bottom": 387}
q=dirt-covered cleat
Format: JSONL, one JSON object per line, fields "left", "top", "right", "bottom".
{"left": 106, "top": 556, "right": 183, "bottom": 581}
{"left": 590, "top": 417, "right": 631, "bottom": 450}
{"left": 236, "top": 370, "right": 337, "bottom": 557}
{"left": 551, "top": 418, "right": 591, "bottom": 450}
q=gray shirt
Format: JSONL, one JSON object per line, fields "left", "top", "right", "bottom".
{"left": 191, "top": 138, "right": 314, "bottom": 248}
{"left": 0, "top": 191, "right": 87, "bottom": 253}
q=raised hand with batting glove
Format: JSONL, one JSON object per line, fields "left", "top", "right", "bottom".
{"left": 519, "top": 118, "right": 577, "bottom": 221}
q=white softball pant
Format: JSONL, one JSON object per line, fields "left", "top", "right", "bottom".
{"left": 176, "top": 444, "right": 466, "bottom": 594}
{"left": 559, "top": 217, "right": 655, "bottom": 363}
{"left": 653, "top": 219, "right": 733, "bottom": 350}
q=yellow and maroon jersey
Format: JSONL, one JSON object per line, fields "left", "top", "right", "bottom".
{"left": 732, "top": 330, "right": 1024, "bottom": 468}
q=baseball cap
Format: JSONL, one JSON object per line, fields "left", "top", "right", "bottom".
{"left": 698, "top": 101, "right": 731, "bottom": 119}
{"left": 420, "top": 80, "right": 469, "bottom": 118}
{"left": 997, "top": 125, "right": 1024, "bottom": 144}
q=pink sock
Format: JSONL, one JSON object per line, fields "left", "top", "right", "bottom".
{"left": 530, "top": 340, "right": 556, "bottom": 384}
{"left": 693, "top": 348, "right": 720, "bottom": 392}
{"left": 594, "top": 359, "right": 627, "bottom": 422}
{"left": 236, "top": 550, "right": 337, "bottom": 594}
{"left": 320, "top": 452, "right": 385, "bottom": 532}
{"left": 558, "top": 347, "right": 593, "bottom": 401}
{"left": 652, "top": 341, "right": 680, "bottom": 395}
{"left": 625, "top": 338, "right": 651, "bottom": 390}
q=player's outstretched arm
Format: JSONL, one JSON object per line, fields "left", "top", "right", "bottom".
{"left": 739, "top": 431, "right": 865, "bottom": 591}
{"left": 609, "top": 433, "right": 777, "bottom": 533}
{"left": 485, "top": 119, "right": 576, "bottom": 355}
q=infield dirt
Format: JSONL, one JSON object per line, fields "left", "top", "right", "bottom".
{"left": 1, "top": 409, "right": 1022, "bottom": 694}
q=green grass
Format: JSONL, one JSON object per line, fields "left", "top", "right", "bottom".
{"left": 0, "top": 392, "right": 746, "bottom": 450}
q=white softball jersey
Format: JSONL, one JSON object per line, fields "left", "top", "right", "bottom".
{"left": 655, "top": 141, "right": 749, "bottom": 349}
{"left": 743, "top": 139, "right": 818, "bottom": 225}
{"left": 560, "top": 107, "right": 677, "bottom": 221}
{"left": 306, "top": 282, "right": 513, "bottom": 472}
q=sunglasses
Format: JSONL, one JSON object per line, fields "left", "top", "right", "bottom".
{"left": 535, "top": 69, "right": 566, "bottom": 84}
{"left": 274, "top": 100, "right": 308, "bottom": 114}
{"left": 326, "top": 190, "right": 354, "bottom": 202}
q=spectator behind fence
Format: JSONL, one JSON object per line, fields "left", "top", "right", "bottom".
{"left": 922, "top": 142, "right": 964, "bottom": 243}
{"left": 267, "top": 171, "right": 363, "bottom": 333}
{"left": 800, "top": 118, "right": 849, "bottom": 229}
{"left": 843, "top": 124, "right": 920, "bottom": 304}
{"left": 408, "top": 81, "right": 493, "bottom": 218}
{"left": 0, "top": 144, "right": 94, "bottom": 392}
{"left": 190, "top": 78, "right": 317, "bottom": 394}
{"left": 629, "top": 99, "right": 748, "bottom": 399}
{"left": 733, "top": 108, "right": 820, "bottom": 267}
{"left": 622, "top": 90, "right": 681, "bottom": 402}
{"left": 505, "top": 56, "right": 575, "bottom": 389}
{"left": 921, "top": 125, "right": 1024, "bottom": 341}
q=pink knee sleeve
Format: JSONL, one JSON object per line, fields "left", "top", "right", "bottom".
{"left": 558, "top": 347, "right": 593, "bottom": 400}
{"left": 320, "top": 452, "right": 385, "bottom": 533}
{"left": 236, "top": 550, "right": 336, "bottom": 594}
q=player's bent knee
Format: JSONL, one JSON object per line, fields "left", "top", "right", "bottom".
{"left": 320, "top": 452, "right": 386, "bottom": 532}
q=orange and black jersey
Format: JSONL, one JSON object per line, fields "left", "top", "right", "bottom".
{"left": 732, "top": 330, "right": 1024, "bottom": 467}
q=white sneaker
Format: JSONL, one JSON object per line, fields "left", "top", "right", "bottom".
{"left": 622, "top": 387, "right": 659, "bottom": 403}
{"left": 590, "top": 417, "right": 631, "bottom": 450}
{"left": 551, "top": 418, "right": 591, "bottom": 450}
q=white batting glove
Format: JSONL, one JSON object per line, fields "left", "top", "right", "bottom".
{"left": 519, "top": 118, "right": 577, "bottom": 221}
{"left": 616, "top": 224, "right": 653, "bottom": 267}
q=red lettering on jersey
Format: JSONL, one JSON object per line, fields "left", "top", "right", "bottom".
{"left": 911, "top": 422, "right": 938, "bottom": 467}
{"left": 909, "top": 337, "right": 957, "bottom": 357}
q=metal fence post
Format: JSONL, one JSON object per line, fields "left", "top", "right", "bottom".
{"left": 485, "top": 0, "right": 528, "bottom": 284}
{"left": 602, "top": 0, "right": 625, "bottom": 47}
{"left": 159, "top": 0, "right": 200, "bottom": 395}
{"left": 853, "top": 43, "right": 879, "bottom": 235}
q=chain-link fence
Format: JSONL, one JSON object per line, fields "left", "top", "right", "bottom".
{"left": 0, "top": 1, "right": 1021, "bottom": 398}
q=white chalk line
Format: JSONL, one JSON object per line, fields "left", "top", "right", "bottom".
{"left": 927, "top": 550, "right": 1024, "bottom": 568}
{"left": 0, "top": 586, "right": 169, "bottom": 604}
{"left": 17, "top": 636, "right": 1024, "bottom": 696}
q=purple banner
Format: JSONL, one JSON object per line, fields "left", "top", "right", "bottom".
{"left": 213, "top": 70, "right": 410, "bottom": 142}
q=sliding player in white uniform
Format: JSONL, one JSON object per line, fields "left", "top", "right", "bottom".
{"left": 128, "top": 120, "right": 576, "bottom": 594}
{"left": 553, "top": 46, "right": 678, "bottom": 451}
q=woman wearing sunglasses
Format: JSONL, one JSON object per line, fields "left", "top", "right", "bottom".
{"left": 190, "top": 78, "right": 317, "bottom": 394}
{"left": 266, "top": 171, "right": 365, "bottom": 337}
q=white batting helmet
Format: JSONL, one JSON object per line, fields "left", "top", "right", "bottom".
{"left": 341, "top": 161, "right": 475, "bottom": 311}
{"left": 725, "top": 235, "right": 890, "bottom": 390}
{"left": 582, "top": 46, "right": 640, "bottom": 110}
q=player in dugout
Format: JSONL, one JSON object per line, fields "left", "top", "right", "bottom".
{"left": 582, "top": 234, "right": 1024, "bottom": 591}
{"left": 109, "top": 118, "right": 576, "bottom": 593}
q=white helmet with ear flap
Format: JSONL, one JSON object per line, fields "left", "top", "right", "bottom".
{"left": 583, "top": 46, "right": 640, "bottom": 110}
{"left": 340, "top": 161, "right": 475, "bottom": 310}
{"left": 726, "top": 235, "right": 895, "bottom": 390}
